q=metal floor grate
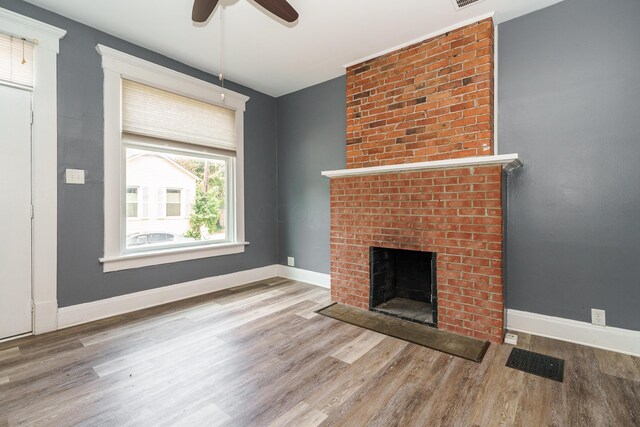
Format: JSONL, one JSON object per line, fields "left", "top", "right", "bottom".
{"left": 506, "top": 348, "right": 564, "bottom": 382}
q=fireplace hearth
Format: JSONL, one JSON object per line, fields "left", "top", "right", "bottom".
{"left": 369, "top": 247, "right": 437, "bottom": 326}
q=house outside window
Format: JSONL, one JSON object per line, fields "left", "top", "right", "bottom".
{"left": 98, "top": 45, "right": 249, "bottom": 272}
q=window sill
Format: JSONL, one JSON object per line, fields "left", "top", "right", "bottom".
{"left": 99, "top": 241, "right": 249, "bottom": 272}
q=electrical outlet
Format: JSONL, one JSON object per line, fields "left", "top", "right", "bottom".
{"left": 504, "top": 333, "right": 518, "bottom": 345}
{"left": 591, "top": 309, "right": 606, "bottom": 327}
{"left": 65, "top": 169, "right": 85, "bottom": 184}
{"left": 287, "top": 257, "right": 295, "bottom": 267}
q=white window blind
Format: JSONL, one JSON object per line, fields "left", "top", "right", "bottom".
{"left": 122, "top": 79, "right": 236, "bottom": 152}
{"left": 0, "top": 34, "right": 34, "bottom": 88}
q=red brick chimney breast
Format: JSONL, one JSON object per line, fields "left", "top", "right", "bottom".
{"left": 331, "top": 18, "right": 505, "bottom": 343}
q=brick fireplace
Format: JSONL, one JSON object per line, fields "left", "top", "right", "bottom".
{"left": 325, "top": 18, "right": 513, "bottom": 343}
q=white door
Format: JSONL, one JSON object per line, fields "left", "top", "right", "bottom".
{"left": 0, "top": 84, "right": 32, "bottom": 339}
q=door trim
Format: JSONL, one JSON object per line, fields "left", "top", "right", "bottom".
{"left": 0, "top": 7, "right": 66, "bottom": 334}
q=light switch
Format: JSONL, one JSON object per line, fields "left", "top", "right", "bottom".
{"left": 65, "top": 169, "right": 85, "bottom": 184}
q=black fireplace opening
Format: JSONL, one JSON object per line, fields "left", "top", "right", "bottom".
{"left": 369, "top": 247, "right": 437, "bottom": 327}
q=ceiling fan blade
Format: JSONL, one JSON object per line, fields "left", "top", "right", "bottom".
{"left": 192, "top": 0, "right": 219, "bottom": 22}
{"left": 253, "top": 0, "right": 299, "bottom": 22}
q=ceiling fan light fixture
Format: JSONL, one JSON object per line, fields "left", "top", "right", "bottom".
{"left": 191, "top": 0, "right": 299, "bottom": 102}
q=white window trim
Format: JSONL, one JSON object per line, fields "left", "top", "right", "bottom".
{"left": 0, "top": 7, "right": 66, "bottom": 334}
{"left": 96, "top": 44, "right": 249, "bottom": 273}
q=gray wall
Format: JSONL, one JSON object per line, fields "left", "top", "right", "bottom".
{"left": 276, "top": 77, "right": 346, "bottom": 273}
{"left": 274, "top": 0, "right": 640, "bottom": 331}
{"left": 499, "top": 0, "right": 640, "bottom": 330}
{"left": 3, "top": 0, "right": 639, "bottom": 330}
{"left": 0, "top": 0, "right": 278, "bottom": 307}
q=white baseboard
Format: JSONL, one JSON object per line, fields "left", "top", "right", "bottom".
{"left": 507, "top": 309, "right": 640, "bottom": 357}
{"left": 32, "top": 299, "right": 58, "bottom": 334}
{"left": 277, "top": 265, "right": 330, "bottom": 289}
{"left": 58, "top": 264, "right": 279, "bottom": 329}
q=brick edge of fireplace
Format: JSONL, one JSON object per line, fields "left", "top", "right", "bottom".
{"left": 329, "top": 165, "right": 505, "bottom": 343}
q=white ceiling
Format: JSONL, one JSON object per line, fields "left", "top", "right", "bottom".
{"left": 24, "top": 0, "right": 564, "bottom": 97}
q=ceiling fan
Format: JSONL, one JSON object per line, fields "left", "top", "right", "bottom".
{"left": 192, "top": 0, "right": 299, "bottom": 23}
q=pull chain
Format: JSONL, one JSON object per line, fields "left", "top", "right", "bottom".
{"left": 21, "top": 38, "right": 27, "bottom": 65}
{"left": 219, "top": 4, "right": 225, "bottom": 102}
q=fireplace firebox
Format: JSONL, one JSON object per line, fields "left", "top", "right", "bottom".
{"left": 369, "top": 247, "right": 437, "bottom": 326}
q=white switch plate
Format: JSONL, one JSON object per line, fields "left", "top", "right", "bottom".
{"left": 591, "top": 308, "right": 606, "bottom": 327}
{"left": 287, "top": 257, "right": 295, "bottom": 267}
{"left": 65, "top": 169, "right": 85, "bottom": 184}
{"left": 504, "top": 333, "right": 518, "bottom": 345}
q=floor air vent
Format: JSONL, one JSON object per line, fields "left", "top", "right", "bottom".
{"left": 452, "top": 0, "right": 486, "bottom": 10}
{"left": 506, "top": 348, "right": 565, "bottom": 382}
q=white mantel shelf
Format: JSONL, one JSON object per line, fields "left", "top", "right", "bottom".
{"left": 321, "top": 154, "right": 521, "bottom": 179}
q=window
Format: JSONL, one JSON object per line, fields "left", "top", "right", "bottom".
{"left": 165, "top": 189, "right": 182, "bottom": 217}
{"left": 121, "top": 81, "right": 235, "bottom": 252}
{"left": 0, "top": 33, "right": 34, "bottom": 88}
{"left": 126, "top": 187, "right": 139, "bottom": 218}
{"left": 98, "top": 45, "right": 248, "bottom": 272}
{"left": 124, "top": 147, "right": 230, "bottom": 248}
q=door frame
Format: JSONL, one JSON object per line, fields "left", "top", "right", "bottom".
{"left": 0, "top": 7, "right": 66, "bottom": 334}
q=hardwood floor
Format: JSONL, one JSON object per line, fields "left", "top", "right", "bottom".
{"left": 1, "top": 278, "right": 639, "bottom": 426}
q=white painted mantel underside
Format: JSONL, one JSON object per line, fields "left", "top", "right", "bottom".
{"left": 321, "top": 154, "right": 520, "bottom": 179}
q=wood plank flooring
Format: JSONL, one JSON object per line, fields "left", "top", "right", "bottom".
{"left": 1, "top": 278, "right": 639, "bottom": 426}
